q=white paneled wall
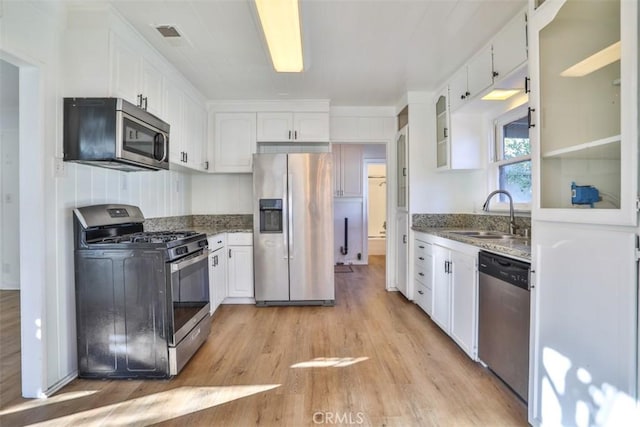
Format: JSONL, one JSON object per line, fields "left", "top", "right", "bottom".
{"left": 65, "top": 164, "right": 191, "bottom": 218}
{"left": 191, "top": 173, "right": 253, "bottom": 214}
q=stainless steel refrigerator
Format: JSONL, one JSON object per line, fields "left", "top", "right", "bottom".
{"left": 253, "top": 153, "right": 335, "bottom": 305}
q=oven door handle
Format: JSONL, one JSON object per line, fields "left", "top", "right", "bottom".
{"left": 171, "top": 251, "right": 209, "bottom": 272}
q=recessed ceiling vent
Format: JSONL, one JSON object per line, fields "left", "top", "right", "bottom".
{"left": 156, "top": 25, "right": 181, "bottom": 38}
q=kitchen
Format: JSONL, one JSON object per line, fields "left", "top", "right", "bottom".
{"left": 0, "top": 0, "right": 638, "bottom": 426}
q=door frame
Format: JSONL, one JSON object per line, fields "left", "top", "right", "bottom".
{"left": 1, "top": 50, "right": 47, "bottom": 398}
{"left": 362, "top": 158, "right": 387, "bottom": 262}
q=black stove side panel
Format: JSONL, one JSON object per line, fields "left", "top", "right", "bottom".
{"left": 75, "top": 249, "right": 170, "bottom": 378}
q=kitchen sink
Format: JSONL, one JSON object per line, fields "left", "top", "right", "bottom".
{"left": 448, "top": 230, "right": 524, "bottom": 240}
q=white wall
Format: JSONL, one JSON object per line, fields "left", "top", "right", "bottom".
{"left": 1, "top": 0, "right": 193, "bottom": 396}
{"left": 405, "top": 91, "right": 487, "bottom": 215}
{"left": 191, "top": 173, "right": 253, "bottom": 214}
{"left": 0, "top": 60, "right": 20, "bottom": 290}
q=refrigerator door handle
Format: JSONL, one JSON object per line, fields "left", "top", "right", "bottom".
{"left": 288, "top": 173, "right": 294, "bottom": 259}
{"left": 283, "top": 174, "right": 289, "bottom": 260}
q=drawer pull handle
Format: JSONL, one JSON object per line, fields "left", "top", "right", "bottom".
{"left": 418, "top": 290, "right": 424, "bottom": 295}
{"left": 418, "top": 256, "right": 424, "bottom": 260}
{"left": 418, "top": 245, "right": 425, "bottom": 249}
{"left": 418, "top": 272, "right": 424, "bottom": 276}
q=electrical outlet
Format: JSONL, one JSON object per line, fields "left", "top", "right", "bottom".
{"left": 54, "top": 157, "right": 67, "bottom": 178}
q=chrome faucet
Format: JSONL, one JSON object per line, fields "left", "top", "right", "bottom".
{"left": 482, "top": 190, "right": 518, "bottom": 235}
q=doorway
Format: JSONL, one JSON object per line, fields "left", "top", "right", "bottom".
{"left": 0, "top": 58, "right": 22, "bottom": 403}
{"left": 364, "top": 160, "right": 386, "bottom": 264}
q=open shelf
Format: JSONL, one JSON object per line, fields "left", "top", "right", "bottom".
{"left": 542, "top": 135, "right": 621, "bottom": 160}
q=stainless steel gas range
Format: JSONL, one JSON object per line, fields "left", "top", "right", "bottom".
{"left": 73, "top": 204, "right": 210, "bottom": 378}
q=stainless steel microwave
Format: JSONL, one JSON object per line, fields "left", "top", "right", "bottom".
{"left": 63, "top": 97, "right": 170, "bottom": 171}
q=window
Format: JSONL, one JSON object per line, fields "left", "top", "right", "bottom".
{"left": 490, "top": 106, "right": 531, "bottom": 208}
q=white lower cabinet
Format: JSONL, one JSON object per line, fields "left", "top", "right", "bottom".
{"left": 413, "top": 235, "right": 433, "bottom": 316}
{"left": 208, "top": 234, "right": 227, "bottom": 314}
{"left": 422, "top": 234, "right": 478, "bottom": 360}
{"left": 226, "top": 233, "right": 254, "bottom": 298}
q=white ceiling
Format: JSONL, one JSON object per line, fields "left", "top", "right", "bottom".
{"left": 108, "top": 0, "right": 527, "bottom": 106}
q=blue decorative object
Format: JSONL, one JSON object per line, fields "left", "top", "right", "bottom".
{"left": 571, "top": 182, "right": 600, "bottom": 208}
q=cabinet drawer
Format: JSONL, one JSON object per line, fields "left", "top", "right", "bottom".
{"left": 415, "top": 263, "right": 430, "bottom": 285}
{"left": 227, "top": 232, "right": 253, "bottom": 246}
{"left": 414, "top": 282, "right": 432, "bottom": 316}
{"left": 208, "top": 234, "right": 226, "bottom": 251}
{"left": 415, "top": 240, "right": 430, "bottom": 264}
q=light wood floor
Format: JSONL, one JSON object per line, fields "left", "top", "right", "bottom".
{"left": 0, "top": 256, "right": 526, "bottom": 426}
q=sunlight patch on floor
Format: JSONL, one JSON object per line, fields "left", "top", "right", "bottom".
{"left": 0, "top": 391, "right": 99, "bottom": 416}
{"left": 24, "top": 385, "right": 280, "bottom": 427}
{"left": 291, "top": 357, "right": 369, "bottom": 368}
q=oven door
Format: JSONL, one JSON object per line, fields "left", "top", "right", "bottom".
{"left": 116, "top": 111, "right": 169, "bottom": 170}
{"left": 169, "top": 249, "right": 210, "bottom": 346}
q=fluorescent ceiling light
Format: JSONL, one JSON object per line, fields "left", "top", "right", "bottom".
{"left": 560, "top": 41, "right": 621, "bottom": 77}
{"left": 481, "top": 89, "right": 520, "bottom": 101}
{"left": 255, "top": 0, "right": 304, "bottom": 72}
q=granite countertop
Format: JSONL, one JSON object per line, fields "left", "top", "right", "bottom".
{"left": 412, "top": 226, "right": 531, "bottom": 262}
{"left": 189, "top": 226, "right": 253, "bottom": 237}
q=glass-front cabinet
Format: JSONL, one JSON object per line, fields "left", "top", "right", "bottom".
{"left": 530, "top": 0, "right": 638, "bottom": 225}
{"left": 435, "top": 93, "right": 449, "bottom": 169}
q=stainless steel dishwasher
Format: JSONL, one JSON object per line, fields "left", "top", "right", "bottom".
{"left": 478, "top": 251, "right": 530, "bottom": 402}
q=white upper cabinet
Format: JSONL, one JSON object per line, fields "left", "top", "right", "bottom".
{"left": 333, "top": 144, "right": 363, "bottom": 198}
{"left": 213, "top": 112, "right": 257, "bottom": 173}
{"left": 110, "top": 33, "right": 164, "bottom": 116}
{"left": 435, "top": 89, "right": 482, "bottom": 171}
{"left": 164, "top": 79, "right": 185, "bottom": 165}
{"left": 467, "top": 45, "right": 494, "bottom": 99}
{"left": 183, "top": 94, "right": 207, "bottom": 171}
{"left": 531, "top": 0, "right": 637, "bottom": 225}
{"left": 435, "top": 91, "right": 450, "bottom": 169}
{"left": 257, "top": 112, "right": 329, "bottom": 142}
{"left": 448, "top": 67, "right": 470, "bottom": 112}
{"left": 256, "top": 112, "right": 293, "bottom": 142}
{"left": 492, "top": 10, "right": 528, "bottom": 81}
{"left": 449, "top": 46, "right": 493, "bottom": 112}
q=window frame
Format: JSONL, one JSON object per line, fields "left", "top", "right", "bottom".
{"left": 487, "top": 104, "right": 532, "bottom": 212}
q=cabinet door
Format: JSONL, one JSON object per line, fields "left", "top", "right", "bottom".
{"left": 532, "top": 0, "right": 636, "bottom": 225}
{"left": 210, "top": 248, "right": 227, "bottom": 311}
{"left": 214, "top": 113, "right": 257, "bottom": 173}
{"left": 227, "top": 245, "right": 254, "bottom": 298}
{"left": 164, "top": 79, "right": 184, "bottom": 166}
{"left": 256, "top": 112, "right": 293, "bottom": 142}
{"left": 395, "top": 212, "right": 408, "bottom": 298}
{"left": 431, "top": 245, "right": 451, "bottom": 332}
{"left": 396, "top": 128, "right": 407, "bottom": 208}
{"left": 339, "top": 145, "right": 363, "bottom": 197}
{"left": 467, "top": 45, "right": 494, "bottom": 98}
{"left": 110, "top": 33, "right": 141, "bottom": 105}
{"left": 449, "top": 250, "right": 477, "bottom": 359}
{"left": 492, "top": 10, "right": 528, "bottom": 81}
{"left": 435, "top": 93, "right": 450, "bottom": 169}
{"left": 448, "top": 67, "right": 468, "bottom": 112}
{"left": 140, "top": 58, "right": 164, "bottom": 118}
{"left": 183, "top": 94, "right": 206, "bottom": 170}
{"left": 293, "top": 112, "right": 329, "bottom": 142}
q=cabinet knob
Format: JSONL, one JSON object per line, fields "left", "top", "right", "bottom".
{"left": 492, "top": 71, "right": 499, "bottom": 78}
{"left": 418, "top": 256, "right": 424, "bottom": 260}
{"left": 418, "top": 290, "right": 424, "bottom": 295}
{"left": 418, "top": 272, "right": 424, "bottom": 276}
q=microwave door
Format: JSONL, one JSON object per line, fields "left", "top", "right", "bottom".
{"left": 118, "top": 113, "right": 168, "bottom": 170}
